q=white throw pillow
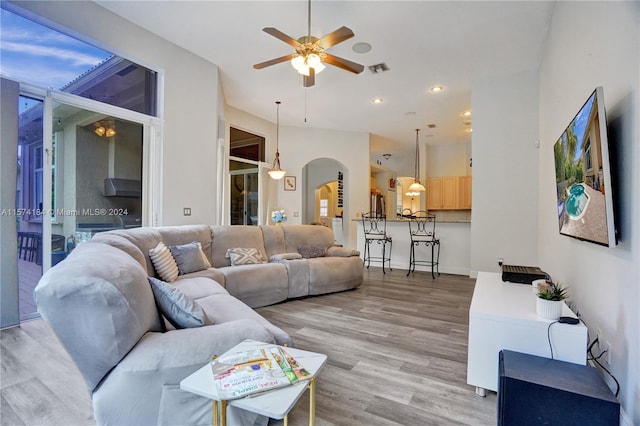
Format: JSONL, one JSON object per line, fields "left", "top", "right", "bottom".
{"left": 149, "top": 241, "right": 179, "bottom": 282}
{"left": 225, "top": 247, "right": 267, "bottom": 266}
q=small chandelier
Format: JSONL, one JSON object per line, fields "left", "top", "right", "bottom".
{"left": 268, "top": 101, "right": 286, "bottom": 180}
{"left": 408, "top": 128, "right": 426, "bottom": 192}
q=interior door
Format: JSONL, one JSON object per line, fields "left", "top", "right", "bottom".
{"left": 230, "top": 161, "right": 258, "bottom": 225}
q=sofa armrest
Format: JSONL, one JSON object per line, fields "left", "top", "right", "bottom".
{"left": 327, "top": 246, "right": 360, "bottom": 257}
{"left": 269, "top": 252, "right": 303, "bottom": 262}
{"left": 92, "top": 319, "right": 275, "bottom": 426}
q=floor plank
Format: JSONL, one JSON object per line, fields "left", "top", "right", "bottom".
{"left": 1, "top": 268, "right": 496, "bottom": 425}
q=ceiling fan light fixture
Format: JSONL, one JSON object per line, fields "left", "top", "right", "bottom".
{"left": 291, "top": 55, "right": 308, "bottom": 75}
{"left": 312, "top": 59, "right": 326, "bottom": 73}
{"left": 307, "top": 53, "right": 322, "bottom": 68}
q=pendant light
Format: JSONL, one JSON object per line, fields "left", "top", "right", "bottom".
{"left": 268, "top": 101, "right": 287, "bottom": 180}
{"left": 408, "top": 128, "right": 426, "bottom": 192}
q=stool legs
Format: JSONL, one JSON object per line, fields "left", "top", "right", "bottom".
{"left": 363, "top": 238, "right": 392, "bottom": 273}
{"left": 407, "top": 240, "right": 440, "bottom": 279}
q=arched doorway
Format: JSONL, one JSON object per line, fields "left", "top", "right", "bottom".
{"left": 302, "top": 158, "right": 348, "bottom": 245}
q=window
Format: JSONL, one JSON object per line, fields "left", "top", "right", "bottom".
{"left": 319, "top": 199, "right": 328, "bottom": 218}
{"left": 1, "top": 8, "right": 158, "bottom": 116}
{"left": 584, "top": 137, "right": 592, "bottom": 171}
{"left": 32, "top": 145, "right": 43, "bottom": 216}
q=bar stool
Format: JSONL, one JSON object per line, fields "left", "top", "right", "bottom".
{"left": 361, "top": 211, "right": 392, "bottom": 273}
{"left": 407, "top": 211, "right": 440, "bottom": 279}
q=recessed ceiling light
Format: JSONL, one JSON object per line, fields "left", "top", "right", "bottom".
{"left": 466, "top": 128, "right": 473, "bottom": 133}
{"left": 372, "top": 98, "right": 383, "bottom": 104}
{"left": 429, "top": 85, "right": 444, "bottom": 93}
{"left": 353, "top": 42, "right": 372, "bottom": 54}
{"left": 462, "top": 110, "right": 472, "bottom": 116}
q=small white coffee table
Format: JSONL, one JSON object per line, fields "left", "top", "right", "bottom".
{"left": 180, "top": 339, "right": 327, "bottom": 426}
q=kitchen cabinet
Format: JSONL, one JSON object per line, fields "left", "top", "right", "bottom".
{"left": 458, "top": 176, "right": 472, "bottom": 209}
{"left": 427, "top": 176, "right": 472, "bottom": 210}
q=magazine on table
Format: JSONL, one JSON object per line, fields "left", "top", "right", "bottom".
{"left": 210, "top": 346, "right": 311, "bottom": 399}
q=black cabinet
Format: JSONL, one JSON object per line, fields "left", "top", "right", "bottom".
{"left": 498, "top": 350, "right": 619, "bottom": 426}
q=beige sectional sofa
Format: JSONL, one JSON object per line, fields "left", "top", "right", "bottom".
{"left": 35, "top": 224, "right": 362, "bottom": 426}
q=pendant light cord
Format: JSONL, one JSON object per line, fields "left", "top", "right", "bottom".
{"left": 276, "top": 101, "right": 281, "bottom": 153}
{"left": 415, "top": 129, "right": 420, "bottom": 181}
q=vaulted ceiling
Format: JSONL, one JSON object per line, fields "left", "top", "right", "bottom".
{"left": 96, "top": 1, "right": 554, "bottom": 169}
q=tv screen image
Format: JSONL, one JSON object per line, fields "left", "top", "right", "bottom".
{"left": 553, "top": 87, "right": 616, "bottom": 247}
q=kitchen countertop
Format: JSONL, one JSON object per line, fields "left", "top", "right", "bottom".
{"left": 351, "top": 217, "right": 471, "bottom": 224}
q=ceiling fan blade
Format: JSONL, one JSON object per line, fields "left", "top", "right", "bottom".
{"left": 303, "top": 68, "right": 315, "bottom": 87}
{"left": 262, "top": 27, "right": 301, "bottom": 47}
{"left": 323, "top": 54, "right": 365, "bottom": 74}
{"left": 253, "top": 54, "right": 297, "bottom": 70}
{"left": 317, "top": 26, "right": 355, "bottom": 49}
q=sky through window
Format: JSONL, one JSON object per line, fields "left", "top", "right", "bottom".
{"left": 0, "top": 8, "right": 111, "bottom": 97}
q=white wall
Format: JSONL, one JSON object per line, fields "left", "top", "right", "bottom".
{"left": 13, "top": 1, "right": 221, "bottom": 226}
{"left": 470, "top": 69, "right": 540, "bottom": 275}
{"left": 0, "top": 78, "right": 20, "bottom": 328}
{"left": 427, "top": 142, "right": 471, "bottom": 177}
{"left": 537, "top": 2, "right": 639, "bottom": 423}
{"left": 278, "top": 126, "right": 370, "bottom": 248}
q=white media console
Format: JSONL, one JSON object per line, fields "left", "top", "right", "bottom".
{"left": 467, "top": 272, "right": 588, "bottom": 396}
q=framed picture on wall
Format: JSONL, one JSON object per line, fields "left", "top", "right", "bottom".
{"left": 284, "top": 176, "right": 296, "bottom": 191}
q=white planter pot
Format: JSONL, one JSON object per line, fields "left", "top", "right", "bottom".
{"left": 536, "top": 298, "right": 562, "bottom": 320}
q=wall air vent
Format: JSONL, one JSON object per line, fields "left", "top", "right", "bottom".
{"left": 427, "top": 124, "right": 437, "bottom": 128}
{"left": 368, "top": 63, "right": 389, "bottom": 74}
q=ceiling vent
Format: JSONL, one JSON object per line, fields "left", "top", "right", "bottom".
{"left": 427, "top": 123, "right": 437, "bottom": 128}
{"left": 368, "top": 63, "right": 389, "bottom": 74}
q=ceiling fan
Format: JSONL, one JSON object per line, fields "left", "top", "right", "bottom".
{"left": 253, "top": 0, "right": 365, "bottom": 87}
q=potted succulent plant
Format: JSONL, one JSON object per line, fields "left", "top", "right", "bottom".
{"left": 536, "top": 280, "right": 568, "bottom": 320}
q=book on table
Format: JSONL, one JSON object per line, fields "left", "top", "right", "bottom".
{"left": 211, "top": 346, "right": 311, "bottom": 400}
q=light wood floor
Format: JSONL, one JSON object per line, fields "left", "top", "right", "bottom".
{"left": 0, "top": 268, "right": 496, "bottom": 426}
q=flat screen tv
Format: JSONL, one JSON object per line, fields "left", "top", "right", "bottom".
{"left": 553, "top": 86, "right": 616, "bottom": 247}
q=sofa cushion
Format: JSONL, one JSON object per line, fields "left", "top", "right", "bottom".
{"left": 172, "top": 276, "right": 228, "bottom": 300}
{"left": 148, "top": 277, "right": 208, "bottom": 328}
{"left": 195, "top": 294, "right": 292, "bottom": 346}
{"left": 282, "top": 225, "right": 334, "bottom": 253}
{"left": 307, "top": 256, "right": 364, "bottom": 295}
{"left": 226, "top": 247, "right": 267, "bottom": 265}
{"left": 327, "top": 246, "right": 360, "bottom": 257}
{"left": 210, "top": 225, "right": 267, "bottom": 267}
{"left": 298, "top": 245, "right": 327, "bottom": 259}
{"left": 157, "top": 225, "right": 213, "bottom": 265}
{"left": 149, "top": 241, "right": 179, "bottom": 282}
{"left": 169, "top": 242, "right": 211, "bottom": 274}
{"left": 260, "top": 225, "right": 286, "bottom": 258}
{"left": 269, "top": 253, "right": 303, "bottom": 262}
{"left": 218, "top": 263, "right": 288, "bottom": 308}
{"left": 34, "top": 242, "right": 163, "bottom": 392}
{"left": 175, "top": 268, "right": 227, "bottom": 288}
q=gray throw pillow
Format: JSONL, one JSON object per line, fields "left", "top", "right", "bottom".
{"left": 148, "top": 277, "right": 208, "bottom": 329}
{"left": 169, "top": 241, "right": 211, "bottom": 275}
{"left": 298, "top": 245, "right": 327, "bottom": 259}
